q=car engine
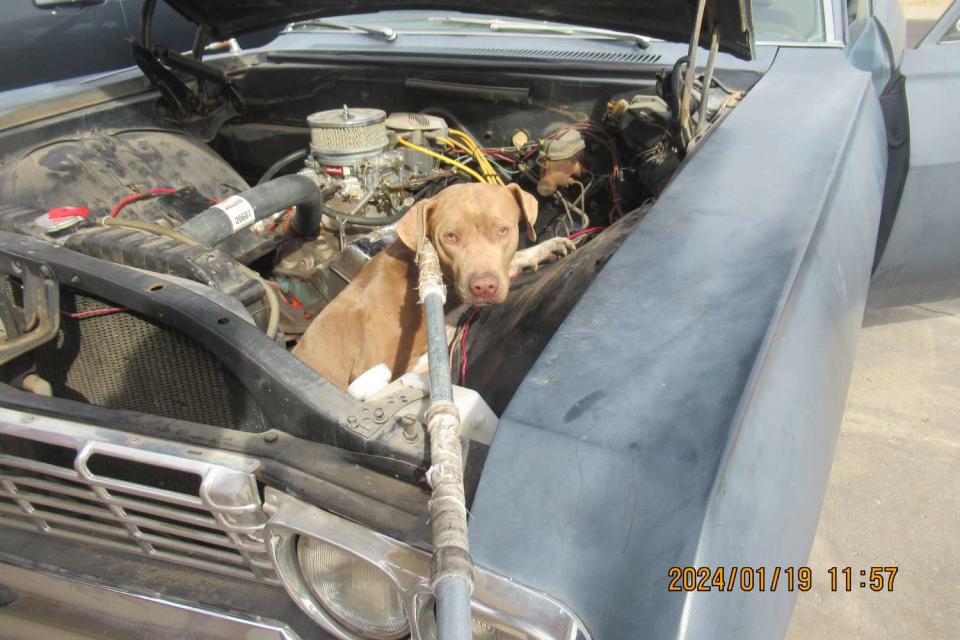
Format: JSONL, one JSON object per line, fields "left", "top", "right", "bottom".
{"left": 0, "top": 54, "right": 741, "bottom": 423}
{"left": 270, "top": 106, "right": 459, "bottom": 333}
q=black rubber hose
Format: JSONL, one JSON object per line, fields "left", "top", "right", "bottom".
{"left": 421, "top": 106, "right": 481, "bottom": 143}
{"left": 290, "top": 198, "right": 326, "bottom": 236}
{"left": 139, "top": 0, "right": 157, "bottom": 49}
{"left": 327, "top": 208, "right": 407, "bottom": 227}
{"left": 258, "top": 149, "right": 308, "bottom": 185}
{"left": 178, "top": 174, "right": 322, "bottom": 246}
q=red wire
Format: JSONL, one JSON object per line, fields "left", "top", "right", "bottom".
{"left": 481, "top": 150, "right": 518, "bottom": 164}
{"left": 65, "top": 307, "right": 126, "bottom": 319}
{"left": 109, "top": 188, "right": 177, "bottom": 218}
{"left": 566, "top": 226, "right": 607, "bottom": 240}
{"left": 520, "top": 146, "right": 540, "bottom": 162}
{"left": 459, "top": 307, "right": 481, "bottom": 385}
{"left": 548, "top": 124, "right": 623, "bottom": 221}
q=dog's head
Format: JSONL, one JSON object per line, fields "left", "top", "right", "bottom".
{"left": 395, "top": 182, "right": 538, "bottom": 305}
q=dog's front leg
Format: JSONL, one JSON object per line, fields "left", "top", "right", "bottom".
{"left": 509, "top": 237, "right": 576, "bottom": 277}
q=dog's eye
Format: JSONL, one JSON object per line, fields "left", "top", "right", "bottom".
{"left": 443, "top": 232, "right": 459, "bottom": 245}
{"left": 497, "top": 226, "right": 510, "bottom": 236}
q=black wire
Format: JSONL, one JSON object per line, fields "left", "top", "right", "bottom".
{"left": 328, "top": 208, "right": 407, "bottom": 227}
{"left": 191, "top": 26, "right": 209, "bottom": 60}
{"left": 707, "top": 74, "right": 736, "bottom": 94}
{"left": 258, "top": 149, "right": 308, "bottom": 185}
{"left": 420, "top": 106, "right": 482, "bottom": 143}
{"left": 139, "top": 0, "right": 157, "bottom": 49}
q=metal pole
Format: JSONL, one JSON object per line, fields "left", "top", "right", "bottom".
{"left": 696, "top": 25, "right": 722, "bottom": 136}
{"left": 679, "top": 0, "right": 709, "bottom": 142}
{"left": 416, "top": 240, "right": 474, "bottom": 640}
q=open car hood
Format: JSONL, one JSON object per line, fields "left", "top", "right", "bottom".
{"left": 163, "top": 0, "right": 754, "bottom": 59}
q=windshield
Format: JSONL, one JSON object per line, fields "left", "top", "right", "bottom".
{"left": 284, "top": 10, "right": 654, "bottom": 42}
{"left": 284, "top": 5, "right": 832, "bottom": 48}
{"left": 753, "top": 0, "right": 831, "bottom": 43}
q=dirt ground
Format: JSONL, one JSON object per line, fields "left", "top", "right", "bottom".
{"left": 786, "top": 298, "right": 960, "bottom": 639}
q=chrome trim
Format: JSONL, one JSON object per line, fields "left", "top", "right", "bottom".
{"left": 264, "top": 489, "right": 588, "bottom": 640}
{"left": 755, "top": 40, "right": 845, "bottom": 47}
{"left": 0, "top": 560, "right": 300, "bottom": 640}
{"left": 822, "top": 0, "right": 839, "bottom": 45}
{"left": 0, "top": 408, "right": 278, "bottom": 585}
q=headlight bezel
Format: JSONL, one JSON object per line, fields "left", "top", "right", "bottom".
{"left": 264, "top": 488, "right": 589, "bottom": 640}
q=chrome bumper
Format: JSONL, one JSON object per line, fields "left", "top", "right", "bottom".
{"left": 0, "top": 560, "right": 301, "bottom": 640}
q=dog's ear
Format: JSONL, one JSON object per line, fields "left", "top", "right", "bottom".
{"left": 394, "top": 197, "right": 437, "bottom": 250}
{"left": 506, "top": 183, "right": 538, "bottom": 242}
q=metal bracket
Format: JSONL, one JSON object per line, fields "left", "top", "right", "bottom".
{"left": 345, "top": 387, "right": 427, "bottom": 439}
{"left": 0, "top": 254, "right": 60, "bottom": 365}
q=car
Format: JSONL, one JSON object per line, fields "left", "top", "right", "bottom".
{"left": 0, "top": 0, "right": 957, "bottom": 639}
{"left": 0, "top": 0, "right": 200, "bottom": 92}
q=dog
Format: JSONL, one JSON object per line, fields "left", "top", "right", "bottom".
{"left": 292, "top": 182, "right": 574, "bottom": 391}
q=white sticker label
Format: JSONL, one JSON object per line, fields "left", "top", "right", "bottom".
{"left": 214, "top": 195, "right": 256, "bottom": 232}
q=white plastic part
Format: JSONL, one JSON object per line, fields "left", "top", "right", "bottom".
{"left": 370, "top": 374, "right": 499, "bottom": 446}
{"left": 346, "top": 363, "right": 392, "bottom": 401}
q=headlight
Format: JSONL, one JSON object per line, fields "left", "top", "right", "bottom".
{"left": 297, "top": 536, "right": 409, "bottom": 639}
{"left": 266, "top": 489, "right": 590, "bottom": 640}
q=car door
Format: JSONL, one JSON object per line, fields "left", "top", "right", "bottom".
{"left": 0, "top": 0, "right": 132, "bottom": 92}
{"left": 868, "top": 0, "right": 960, "bottom": 307}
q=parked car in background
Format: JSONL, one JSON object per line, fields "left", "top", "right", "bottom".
{"left": 0, "top": 0, "right": 957, "bottom": 639}
{"left": 0, "top": 0, "right": 282, "bottom": 92}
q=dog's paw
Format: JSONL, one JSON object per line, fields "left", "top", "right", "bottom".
{"left": 510, "top": 237, "right": 577, "bottom": 276}
{"left": 546, "top": 237, "right": 577, "bottom": 256}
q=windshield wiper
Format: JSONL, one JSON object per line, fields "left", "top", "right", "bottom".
{"left": 287, "top": 18, "right": 398, "bottom": 41}
{"left": 427, "top": 16, "right": 650, "bottom": 48}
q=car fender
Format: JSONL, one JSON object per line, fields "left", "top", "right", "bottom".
{"left": 469, "top": 48, "right": 887, "bottom": 639}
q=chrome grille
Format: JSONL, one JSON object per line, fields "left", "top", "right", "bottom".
{"left": 0, "top": 408, "right": 278, "bottom": 585}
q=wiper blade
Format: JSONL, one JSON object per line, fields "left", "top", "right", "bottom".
{"left": 427, "top": 16, "right": 650, "bottom": 48}
{"left": 287, "top": 18, "right": 397, "bottom": 41}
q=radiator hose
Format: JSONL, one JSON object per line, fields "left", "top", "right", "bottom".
{"left": 178, "top": 174, "right": 325, "bottom": 245}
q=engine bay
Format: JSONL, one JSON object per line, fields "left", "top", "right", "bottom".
{"left": 0, "top": 58, "right": 747, "bottom": 435}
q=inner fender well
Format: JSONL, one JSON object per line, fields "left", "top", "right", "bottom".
{"left": 0, "top": 130, "right": 248, "bottom": 216}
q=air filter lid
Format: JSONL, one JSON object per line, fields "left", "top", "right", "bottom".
{"left": 307, "top": 106, "right": 388, "bottom": 162}
{"left": 308, "top": 106, "right": 386, "bottom": 129}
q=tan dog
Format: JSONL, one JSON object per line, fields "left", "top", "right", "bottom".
{"left": 292, "top": 182, "right": 573, "bottom": 390}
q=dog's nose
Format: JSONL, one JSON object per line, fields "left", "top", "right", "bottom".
{"left": 469, "top": 272, "right": 499, "bottom": 300}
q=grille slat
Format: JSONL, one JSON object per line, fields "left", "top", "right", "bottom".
{"left": 0, "top": 412, "right": 277, "bottom": 585}
{"left": 0, "top": 454, "right": 81, "bottom": 480}
{"left": 109, "top": 496, "right": 220, "bottom": 529}
{"left": 0, "top": 474, "right": 101, "bottom": 501}
{"left": 0, "top": 503, "right": 133, "bottom": 538}
{"left": 124, "top": 515, "right": 234, "bottom": 548}
{"left": 0, "top": 489, "right": 114, "bottom": 519}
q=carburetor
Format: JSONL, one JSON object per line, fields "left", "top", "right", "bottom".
{"left": 303, "top": 106, "right": 447, "bottom": 220}
{"left": 273, "top": 107, "right": 451, "bottom": 335}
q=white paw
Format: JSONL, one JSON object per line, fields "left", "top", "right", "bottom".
{"left": 544, "top": 236, "right": 576, "bottom": 257}
{"left": 510, "top": 237, "right": 576, "bottom": 275}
